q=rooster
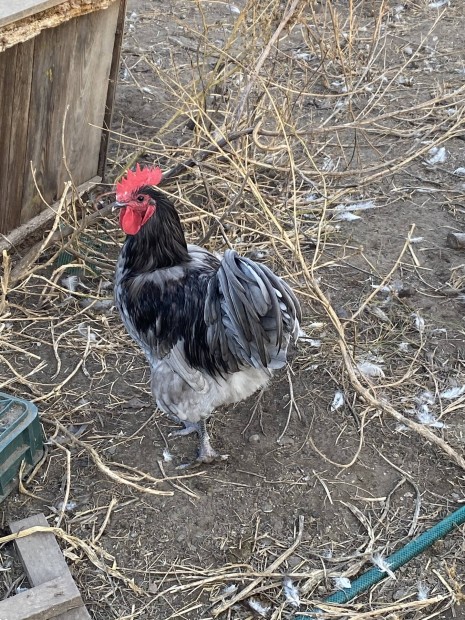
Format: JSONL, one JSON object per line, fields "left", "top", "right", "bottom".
{"left": 113, "top": 165, "right": 301, "bottom": 464}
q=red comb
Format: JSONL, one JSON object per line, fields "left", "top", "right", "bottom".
{"left": 116, "top": 164, "right": 162, "bottom": 201}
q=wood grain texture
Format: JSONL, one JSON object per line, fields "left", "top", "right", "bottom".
{"left": 60, "top": 1, "right": 119, "bottom": 187}
{"left": 98, "top": 0, "right": 128, "bottom": 179}
{"left": 0, "top": 575, "right": 82, "bottom": 620}
{"left": 0, "top": 44, "right": 18, "bottom": 233}
{"left": 11, "top": 513, "right": 72, "bottom": 586}
{"left": 0, "top": 1, "right": 120, "bottom": 234}
{"left": 19, "top": 16, "right": 78, "bottom": 225}
{"left": 10, "top": 514, "right": 91, "bottom": 620}
{"left": 0, "top": 0, "right": 117, "bottom": 55}
{"left": 18, "top": 2, "right": 119, "bottom": 227}
{"left": 2, "top": 39, "right": 34, "bottom": 233}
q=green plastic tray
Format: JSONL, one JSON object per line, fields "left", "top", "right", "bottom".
{"left": 0, "top": 392, "right": 44, "bottom": 502}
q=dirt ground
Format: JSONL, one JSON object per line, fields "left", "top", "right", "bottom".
{"left": 1, "top": 0, "right": 465, "bottom": 619}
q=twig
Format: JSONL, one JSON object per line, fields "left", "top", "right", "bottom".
{"left": 18, "top": 460, "right": 47, "bottom": 502}
{"left": 231, "top": 0, "right": 304, "bottom": 128}
{"left": 93, "top": 497, "right": 118, "bottom": 543}
{"left": 10, "top": 179, "right": 72, "bottom": 283}
{"left": 44, "top": 418, "right": 173, "bottom": 497}
{"left": 0, "top": 250, "right": 10, "bottom": 314}
{"left": 0, "top": 525, "right": 144, "bottom": 595}
{"left": 198, "top": 172, "right": 249, "bottom": 244}
{"left": 310, "top": 278, "right": 465, "bottom": 472}
{"left": 277, "top": 368, "right": 302, "bottom": 442}
{"left": 377, "top": 450, "right": 422, "bottom": 537}
{"left": 318, "top": 595, "right": 448, "bottom": 618}
{"left": 157, "top": 461, "right": 199, "bottom": 499}
{"left": 305, "top": 408, "right": 368, "bottom": 468}
{"left": 350, "top": 224, "right": 416, "bottom": 321}
{"left": 162, "top": 127, "right": 255, "bottom": 180}
{"left": 212, "top": 515, "right": 304, "bottom": 616}
{"left": 51, "top": 440, "right": 72, "bottom": 529}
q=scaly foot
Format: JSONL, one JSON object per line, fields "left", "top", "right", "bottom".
{"left": 174, "top": 419, "right": 228, "bottom": 468}
{"left": 196, "top": 419, "right": 228, "bottom": 464}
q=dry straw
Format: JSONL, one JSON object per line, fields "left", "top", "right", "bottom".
{"left": 1, "top": 0, "right": 464, "bottom": 617}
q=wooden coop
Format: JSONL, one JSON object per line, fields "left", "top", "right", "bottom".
{"left": 0, "top": 0, "right": 127, "bottom": 238}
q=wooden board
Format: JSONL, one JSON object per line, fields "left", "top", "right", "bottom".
{"left": 0, "top": 1, "right": 120, "bottom": 235}
{"left": 17, "top": 1, "right": 119, "bottom": 227}
{"left": 61, "top": 1, "right": 120, "bottom": 188}
{"left": 1, "top": 39, "right": 34, "bottom": 233}
{"left": 10, "top": 514, "right": 91, "bottom": 620}
{"left": 0, "top": 575, "right": 82, "bottom": 620}
{"left": 0, "top": 1, "right": 65, "bottom": 28}
{"left": 0, "top": 44, "right": 19, "bottom": 233}
{"left": 98, "top": 0, "right": 128, "bottom": 177}
{"left": 19, "top": 16, "right": 78, "bottom": 224}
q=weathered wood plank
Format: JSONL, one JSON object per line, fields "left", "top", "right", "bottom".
{"left": 62, "top": 1, "right": 119, "bottom": 185}
{"left": 10, "top": 513, "right": 71, "bottom": 586}
{"left": 0, "top": 575, "right": 82, "bottom": 620}
{"left": 0, "top": 44, "right": 18, "bottom": 233}
{"left": 0, "top": 0, "right": 65, "bottom": 28}
{"left": 98, "top": 0, "right": 127, "bottom": 179}
{"left": 18, "top": 3, "right": 118, "bottom": 228}
{"left": 2, "top": 38, "right": 35, "bottom": 235}
{"left": 19, "top": 16, "right": 78, "bottom": 225}
{"left": 0, "top": 1, "right": 120, "bottom": 235}
{"left": 10, "top": 514, "right": 91, "bottom": 620}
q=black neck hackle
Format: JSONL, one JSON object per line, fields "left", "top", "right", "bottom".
{"left": 123, "top": 187, "right": 190, "bottom": 272}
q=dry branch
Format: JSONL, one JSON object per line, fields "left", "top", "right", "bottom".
{"left": 45, "top": 418, "right": 173, "bottom": 497}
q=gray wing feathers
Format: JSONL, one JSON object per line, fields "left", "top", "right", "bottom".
{"left": 165, "top": 343, "right": 208, "bottom": 393}
{"left": 205, "top": 249, "right": 301, "bottom": 373}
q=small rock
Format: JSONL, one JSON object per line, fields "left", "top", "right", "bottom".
{"left": 335, "top": 306, "right": 349, "bottom": 319}
{"left": 398, "top": 285, "right": 415, "bottom": 298}
{"left": 287, "top": 554, "right": 302, "bottom": 568}
{"left": 248, "top": 434, "right": 261, "bottom": 444}
{"left": 261, "top": 501, "right": 273, "bottom": 513}
{"left": 446, "top": 232, "right": 465, "bottom": 250}
{"left": 392, "top": 588, "right": 408, "bottom": 601}
{"left": 277, "top": 437, "right": 295, "bottom": 447}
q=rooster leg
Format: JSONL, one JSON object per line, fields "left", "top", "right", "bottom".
{"left": 168, "top": 418, "right": 199, "bottom": 438}
{"left": 172, "top": 419, "right": 229, "bottom": 468}
{"left": 196, "top": 419, "right": 228, "bottom": 464}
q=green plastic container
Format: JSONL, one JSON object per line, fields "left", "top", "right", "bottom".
{"left": 0, "top": 392, "right": 44, "bottom": 502}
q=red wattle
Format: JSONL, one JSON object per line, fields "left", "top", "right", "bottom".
{"left": 119, "top": 206, "right": 155, "bottom": 235}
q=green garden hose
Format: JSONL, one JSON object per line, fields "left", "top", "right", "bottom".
{"left": 295, "top": 504, "right": 465, "bottom": 619}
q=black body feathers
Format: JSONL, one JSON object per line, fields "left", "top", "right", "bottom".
{"left": 115, "top": 188, "right": 301, "bottom": 379}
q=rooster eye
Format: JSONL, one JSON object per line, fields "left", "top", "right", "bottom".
{"left": 136, "top": 194, "right": 145, "bottom": 202}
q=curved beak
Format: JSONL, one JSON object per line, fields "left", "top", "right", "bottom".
{"left": 109, "top": 201, "right": 126, "bottom": 212}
